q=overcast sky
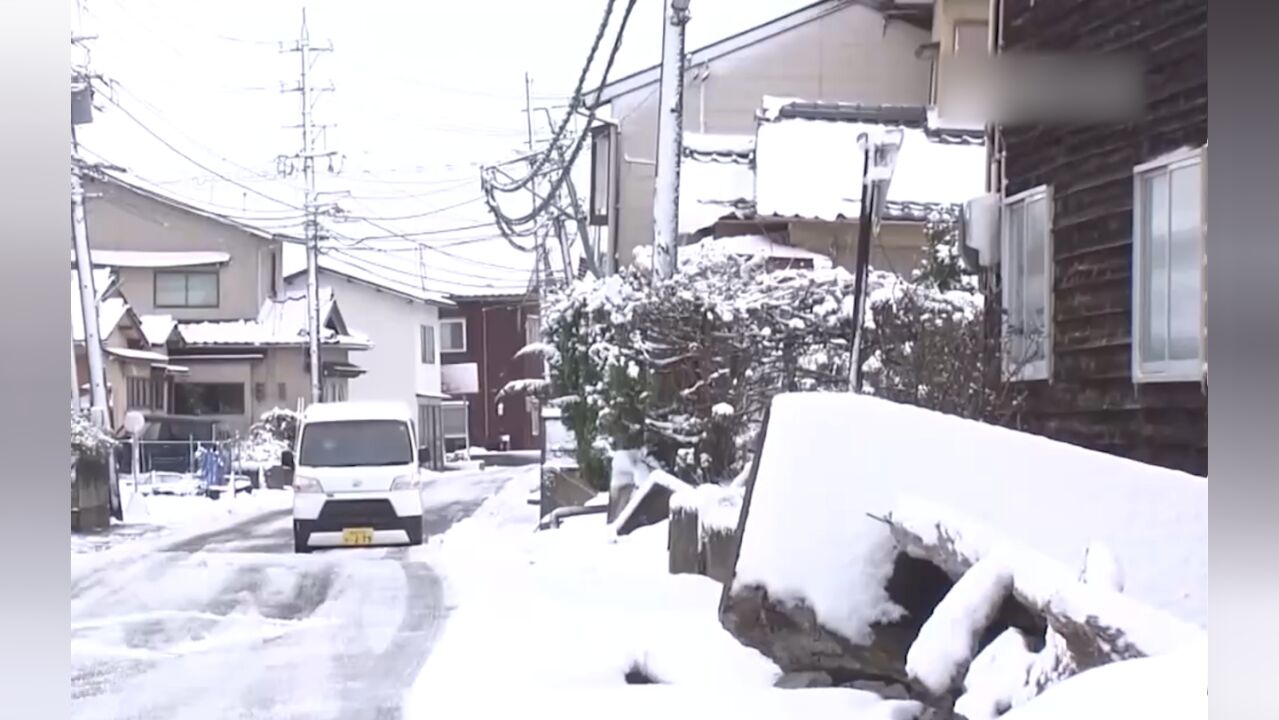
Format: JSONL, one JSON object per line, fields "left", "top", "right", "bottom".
{"left": 72, "top": 0, "right": 811, "bottom": 287}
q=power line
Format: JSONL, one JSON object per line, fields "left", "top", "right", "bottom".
{"left": 488, "top": 0, "right": 620, "bottom": 195}
{"left": 92, "top": 86, "right": 306, "bottom": 212}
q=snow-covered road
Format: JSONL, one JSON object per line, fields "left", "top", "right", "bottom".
{"left": 70, "top": 467, "right": 521, "bottom": 720}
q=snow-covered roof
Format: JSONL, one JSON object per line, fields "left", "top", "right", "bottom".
{"left": 753, "top": 101, "right": 987, "bottom": 223}
{"left": 681, "top": 235, "right": 833, "bottom": 267}
{"left": 679, "top": 137, "right": 756, "bottom": 235}
{"left": 138, "top": 314, "right": 179, "bottom": 346}
{"left": 75, "top": 250, "right": 231, "bottom": 269}
{"left": 302, "top": 400, "right": 413, "bottom": 424}
{"left": 177, "top": 287, "right": 371, "bottom": 349}
{"left": 104, "top": 346, "right": 170, "bottom": 364}
{"left": 312, "top": 242, "right": 542, "bottom": 302}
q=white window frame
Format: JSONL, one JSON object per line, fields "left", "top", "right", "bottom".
{"left": 1132, "top": 145, "right": 1207, "bottom": 384}
{"left": 420, "top": 324, "right": 436, "bottom": 365}
{"left": 1000, "top": 185, "right": 1054, "bottom": 382}
{"left": 439, "top": 318, "right": 468, "bottom": 353}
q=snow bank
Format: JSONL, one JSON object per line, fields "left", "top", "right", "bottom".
{"left": 1000, "top": 645, "right": 1207, "bottom": 720}
{"left": 404, "top": 467, "right": 949, "bottom": 719}
{"left": 732, "top": 393, "right": 1207, "bottom": 642}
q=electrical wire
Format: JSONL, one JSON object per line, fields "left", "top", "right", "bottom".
{"left": 484, "top": 0, "right": 638, "bottom": 235}
{"left": 487, "top": 0, "right": 620, "bottom": 195}
{"left": 93, "top": 86, "right": 306, "bottom": 212}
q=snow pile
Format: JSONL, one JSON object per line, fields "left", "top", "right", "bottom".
{"left": 1000, "top": 645, "right": 1207, "bottom": 720}
{"left": 733, "top": 392, "right": 1207, "bottom": 634}
{"left": 403, "top": 467, "right": 931, "bottom": 719}
{"left": 953, "top": 629, "right": 1040, "bottom": 720}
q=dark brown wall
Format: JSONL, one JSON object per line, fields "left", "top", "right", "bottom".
{"left": 994, "top": 0, "right": 1207, "bottom": 475}
{"left": 441, "top": 298, "right": 543, "bottom": 452}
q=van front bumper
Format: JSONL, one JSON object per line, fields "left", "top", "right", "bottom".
{"left": 293, "top": 490, "right": 425, "bottom": 547}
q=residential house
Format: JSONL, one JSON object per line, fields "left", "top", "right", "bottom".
{"left": 680, "top": 99, "right": 986, "bottom": 276}
{"left": 961, "top": 0, "right": 1207, "bottom": 475}
{"left": 438, "top": 293, "right": 543, "bottom": 453}
{"left": 79, "top": 170, "right": 369, "bottom": 436}
{"left": 71, "top": 267, "right": 188, "bottom": 428}
{"left": 585, "top": 0, "right": 939, "bottom": 272}
{"left": 284, "top": 256, "right": 457, "bottom": 468}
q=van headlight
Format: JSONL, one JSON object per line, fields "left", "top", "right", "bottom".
{"left": 293, "top": 475, "right": 324, "bottom": 493}
{"left": 390, "top": 475, "right": 416, "bottom": 491}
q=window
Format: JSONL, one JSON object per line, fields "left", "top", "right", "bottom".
{"left": 155, "top": 271, "right": 219, "bottom": 308}
{"left": 254, "top": 383, "right": 267, "bottom": 403}
{"left": 277, "top": 382, "right": 288, "bottom": 402}
{"left": 126, "top": 377, "right": 162, "bottom": 411}
{"left": 953, "top": 20, "right": 988, "bottom": 55}
{"left": 322, "top": 379, "right": 347, "bottom": 403}
{"left": 441, "top": 402, "right": 470, "bottom": 453}
{"left": 589, "top": 123, "right": 615, "bottom": 226}
{"left": 420, "top": 325, "right": 436, "bottom": 365}
{"left": 173, "top": 382, "right": 245, "bottom": 416}
{"left": 440, "top": 318, "right": 467, "bottom": 353}
{"left": 1001, "top": 185, "right": 1053, "bottom": 381}
{"left": 298, "top": 420, "right": 413, "bottom": 468}
{"left": 1133, "top": 146, "right": 1206, "bottom": 382}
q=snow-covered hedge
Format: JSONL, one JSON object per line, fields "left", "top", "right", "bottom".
{"left": 522, "top": 213, "right": 1012, "bottom": 488}
{"left": 71, "top": 408, "right": 115, "bottom": 460}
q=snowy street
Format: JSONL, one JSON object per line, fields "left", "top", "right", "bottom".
{"left": 70, "top": 467, "right": 520, "bottom": 720}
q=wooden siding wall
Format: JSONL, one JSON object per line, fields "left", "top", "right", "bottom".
{"left": 995, "top": 0, "right": 1207, "bottom": 475}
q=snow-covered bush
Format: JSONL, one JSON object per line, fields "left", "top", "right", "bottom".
{"left": 71, "top": 408, "right": 115, "bottom": 461}
{"left": 231, "top": 407, "right": 300, "bottom": 470}
{"left": 522, "top": 212, "right": 1020, "bottom": 487}
{"left": 860, "top": 211, "right": 1027, "bottom": 425}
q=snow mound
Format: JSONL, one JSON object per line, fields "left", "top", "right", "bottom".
{"left": 732, "top": 392, "right": 1207, "bottom": 644}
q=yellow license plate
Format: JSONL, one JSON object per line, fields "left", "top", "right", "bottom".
{"left": 341, "top": 528, "right": 375, "bottom": 546}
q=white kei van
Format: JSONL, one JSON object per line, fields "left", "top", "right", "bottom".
{"left": 283, "top": 401, "right": 429, "bottom": 553}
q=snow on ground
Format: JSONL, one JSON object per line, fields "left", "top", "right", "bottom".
{"left": 72, "top": 486, "right": 294, "bottom": 563}
{"left": 402, "top": 467, "right": 926, "bottom": 719}
{"left": 733, "top": 392, "right": 1208, "bottom": 643}
{"left": 1000, "top": 644, "right": 1207, "bottom": 720}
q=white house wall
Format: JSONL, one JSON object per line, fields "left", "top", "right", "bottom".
{"left": 289, "top": 273, "right": 443, "bottom": 416}
{"left": 608, "top": 3, "right": 932, "bottom": 266}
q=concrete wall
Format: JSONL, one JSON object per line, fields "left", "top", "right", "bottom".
{"left": 605, "top": 4, "right": 932, "bottom": 267}
{"left": 84, "top": 178, "right": 283, "bottom": 321}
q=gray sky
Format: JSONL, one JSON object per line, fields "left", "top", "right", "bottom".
{"left": 72, "top": 0, "right": 810, "bottom": 287}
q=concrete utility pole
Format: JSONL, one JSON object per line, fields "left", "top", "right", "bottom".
{"left": 281, "top": 8, "right": 337, "bottom": 405}
{"left": 72, "top": 28, "right": 123, "bottom": 519}
{"left": 651, "top": 0, "right": 691, "bottom": 281}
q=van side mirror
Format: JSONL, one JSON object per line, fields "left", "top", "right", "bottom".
{"left": 281, "top": 450, "right": 295, "bottom": 469}
{"left": 417, "top": 447, "right": 430, "bottom": 467}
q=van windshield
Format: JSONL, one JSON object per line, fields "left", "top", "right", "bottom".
{"left": 297, "top": 420, "right": 414, "bottom": 468}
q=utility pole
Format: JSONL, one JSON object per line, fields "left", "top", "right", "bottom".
{"left": 651, "top": 0, "right": 691, "bottom": 281}
{"left": 72, "top": 31, "right": 122, "bottom": 519}
{"left": 281, "top": 8, "right": 336, "bottom": 405}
